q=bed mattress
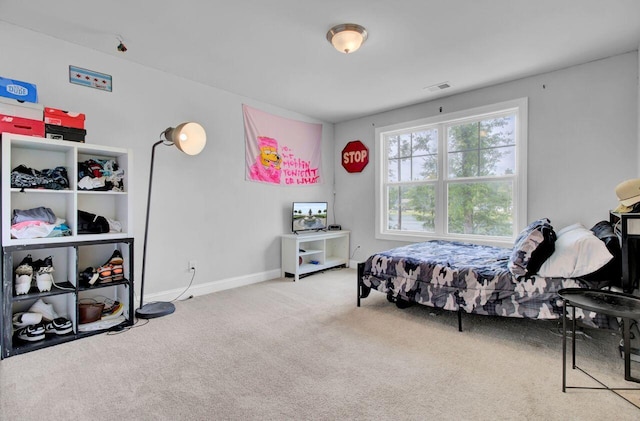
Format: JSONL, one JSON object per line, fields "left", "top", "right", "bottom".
{"left": 361, "top": 240, "right": 614, "bottom": 328}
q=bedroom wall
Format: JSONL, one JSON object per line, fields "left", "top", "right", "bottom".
{"left": 0, "top": 22, "right": 335, "bottom": 299}
{"left": 334, "top": 51, "right": 639, "bottom": 261}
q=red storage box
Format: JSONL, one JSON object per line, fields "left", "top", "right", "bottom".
{"left": 0, "top": 114, "right": 45, "bottom": 137}
{"left": 44, "top": 107, "right": 85, "bottom": 129}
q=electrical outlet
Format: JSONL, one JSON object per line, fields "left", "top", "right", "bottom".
{"left": 188, "top": 260, "right": 197, "bottom": 272}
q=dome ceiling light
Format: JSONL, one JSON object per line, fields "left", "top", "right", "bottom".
{"left": 326, "top": 23, "right": 368, "bottom": 54}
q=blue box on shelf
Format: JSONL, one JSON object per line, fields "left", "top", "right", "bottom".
{"left": 0, "top": 76, "right": 38, "bottom": 103}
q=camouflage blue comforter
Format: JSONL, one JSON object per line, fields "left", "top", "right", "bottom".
{"left": 361, "top": 240, "right": 614, "bottom": 329}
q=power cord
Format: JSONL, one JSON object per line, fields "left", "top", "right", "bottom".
{"left": 170, "top": 267, "right": 196, "bottom": 302}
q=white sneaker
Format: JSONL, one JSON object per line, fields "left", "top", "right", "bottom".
{"left": 16, "top": 323, "right": 45, "bottom": 342}
{"left": 15, "top": 274, "right": 32, "bottom": 295}
{"left": 36, "top": 272, "right": 53, "bottom": 292}
{"left": 12, "top": 312, "right": 43, "bottom": 329}
{"left": 28, "top": 299, "right": 59, "bottom": 322}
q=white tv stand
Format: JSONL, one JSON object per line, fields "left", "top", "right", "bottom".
{"left": 281, "top": 230, "right": 350, "bottom": 281}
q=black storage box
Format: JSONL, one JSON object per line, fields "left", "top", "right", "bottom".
{"left": 45, "top": 124, "right": 86, "bottom": 143}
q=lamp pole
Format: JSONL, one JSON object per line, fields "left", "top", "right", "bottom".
{"left": 136, "top": 140, "right": 176, "bottom": 318}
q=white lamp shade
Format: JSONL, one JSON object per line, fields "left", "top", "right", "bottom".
{"left": 327, "top": 24, "right": 368, "bottom": 54}
{"left": 166, "top": 122, "right": 207, "bottom": 155}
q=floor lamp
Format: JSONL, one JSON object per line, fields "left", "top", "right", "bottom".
{"left": 136, "top": 122, "right": 207, "bottom": 319}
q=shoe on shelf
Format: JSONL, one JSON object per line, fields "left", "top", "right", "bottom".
{"left": 107, "top": 250, "right": 124, "bottom": 266}
{"left": 14, "top": 254, "right": 34, "bottom": 295}
{"left": 28, "top": 298, "right": 59, "bottom": 322}
{"left": 15, "top": 274, "right": 32, "bottom": 295}
{"left": 97, "top": 250, "right": 125, "bottom": 283}
{"left": 97, "top": 265, "right": 113, "bottom": 283}
{"left": 15, "top": 254, "right": 34, "bottom": 276}
{"left": 16, "top": 323, "right": 45, "bottom": 342}
{"left": 12, "top": 312, "right": 43, "bottom": 329}
{"left": 32, "top": 256, "right": 54, "bottom": 292}
{"left": 44, "top": 317, "right": 73, "bottom": 335}
{"left": 79, "top": 267, "right": 99, "bottom": 287}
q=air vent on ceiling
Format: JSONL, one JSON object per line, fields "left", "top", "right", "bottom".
{"left": 424, "top": 82, "right": 451, "bottom": 92}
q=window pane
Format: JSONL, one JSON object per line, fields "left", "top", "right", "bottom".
{"left": 448, "top": 150, "right": 479, "bottom": 178}
{"left": 399, "top": 158, "right": 412, "bottom": 182}
{"left": 480, "top": 116, "right": 515, "bottom": 148}
{"left": 448, "top": 115, "right": 517, "bottom": 179}
{"left": 388, "top": 185, "right": 435, "bottom": 232}
{"left": 387, "top": 185, "right": 400, "bottom": 229}
{"left": 399, "top": 133, "right": 412, "bottom": 158}
{"left": 412, "top": 129, "right": 438, "bottom": 155}
{"left": 447, "top": 181, "right": 513, "bottom": 237}
{"left": 387, "top": 158, "right": 399, "bottom": 182}
{"left": 480, "top": 146, "right": 515, "bottom": 176}
{"left": 448, "top": 122, "right": 479, "bottom": 152}
{"left": 412, "top": 155, "right": 437, "bottom": 180}
{"left": 386, "top": 135, "right": 399, "bottom": 159}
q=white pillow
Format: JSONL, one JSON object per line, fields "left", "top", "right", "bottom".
{"left": 556, "top": 223, "right": 584, "bottom": 237}
{"left": 536, "top": 225, "right": 613, "bottom": 278}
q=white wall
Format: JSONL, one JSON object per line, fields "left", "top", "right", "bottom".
{"left": 334, "top": 52, "right": 639, "bottom": 261}
{"left": 0, "top": 22, "right": 335, "bottom": 299}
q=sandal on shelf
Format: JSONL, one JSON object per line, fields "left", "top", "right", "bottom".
{"left": 110, "top": 264, "right": 124, "bottom": 281}
{"left": 97, "top": 249, "right": 125, "bottom": 283}
{"left": 97, "top": 266, "right": 113, "bottom": 283}
{"left": 107, "top": 250, "right": 124, "bottom": 266}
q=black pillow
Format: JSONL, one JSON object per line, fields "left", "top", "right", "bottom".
{"left": 582, "top": 221, "right": 621, "bottom": 286}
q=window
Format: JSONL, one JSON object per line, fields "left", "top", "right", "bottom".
{"left": 375, "top": 98, "right": 527, "bottom": 245}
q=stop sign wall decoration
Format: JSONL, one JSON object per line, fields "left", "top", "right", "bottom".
{"left": 342, "top": 140, "right": 369, "bottom": 173}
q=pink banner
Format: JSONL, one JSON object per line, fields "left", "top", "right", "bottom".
{"left": 243, "top": 104, "right": 322, "bottom": 185}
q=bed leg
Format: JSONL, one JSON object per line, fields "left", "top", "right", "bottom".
{"left": 357, "top": 262, "right": 364, "bottom": 307}
{"left": 458, "top": 309, "right": 463, "bottom": 332}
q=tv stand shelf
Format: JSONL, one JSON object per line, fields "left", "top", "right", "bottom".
{"left": 281, "top": 231, "right": 350, "bottom": 281}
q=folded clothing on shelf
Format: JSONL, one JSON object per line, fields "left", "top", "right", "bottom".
{"left": 11, "top": 165, "right": 69, "bottom": 190}
{"left": 10, "top": 207, "right": 71, "bottom": 239}
{"left": 12, "top": 206, "right": 57, "bottom": 225}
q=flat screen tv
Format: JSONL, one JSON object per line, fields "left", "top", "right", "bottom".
{"left": 292, "top": 202, "right": 328, "bottom": 233}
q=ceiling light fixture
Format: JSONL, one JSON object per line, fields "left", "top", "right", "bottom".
{"left": 326, "top": 23, "right": 368, "bottom": 54}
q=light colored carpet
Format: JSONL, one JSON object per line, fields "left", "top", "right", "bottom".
{"left": 1, "top": 268, "right": 639, "bottom": 420}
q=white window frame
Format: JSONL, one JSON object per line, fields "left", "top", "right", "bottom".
{"left": 375, "top": 98, "right": 528, "bottom": 246}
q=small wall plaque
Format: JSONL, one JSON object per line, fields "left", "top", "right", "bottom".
{"left": 69, "top": 65, "right": 112, "bottom": 92}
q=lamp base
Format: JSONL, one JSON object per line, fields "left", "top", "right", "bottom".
{"left": 135, "top": 301, "right": 175, "bottom": 319}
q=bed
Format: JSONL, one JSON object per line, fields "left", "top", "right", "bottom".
{"left": 357, "top": 219, "right": 621, "bottom": 331}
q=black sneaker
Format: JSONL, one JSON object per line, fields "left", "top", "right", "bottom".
{"left": 79, "top": 267, "right": 99, "bottom": 287}
{"left": 16, "top": 323, "right": 45, "bottom": 342}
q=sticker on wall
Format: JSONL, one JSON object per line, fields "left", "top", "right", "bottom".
{"left": 69, "top": 65, "right": 112, "bottom": 92}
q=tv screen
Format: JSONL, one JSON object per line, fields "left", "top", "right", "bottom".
{"left": 292, "top": 202, "right": 328, "bottom": 233}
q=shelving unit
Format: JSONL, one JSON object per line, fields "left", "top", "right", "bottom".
{"left": 610, "top": 211, "right": 640, "bottom": 293}
{"left": 1, "top": 132, "right": 134, "bottom": 358}
{"left": 281, "top": 230, "right": 350, "bottom": 281}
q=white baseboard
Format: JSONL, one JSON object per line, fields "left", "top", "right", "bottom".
{"left": 349, "top": 259, "right": 364, "bottom": 268}
{"left": 141, "top": 268, "right": 282, "bottom": 304}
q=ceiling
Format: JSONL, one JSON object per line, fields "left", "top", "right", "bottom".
{"left": 1, "top": 0, "right": 640, "bottom": 123}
